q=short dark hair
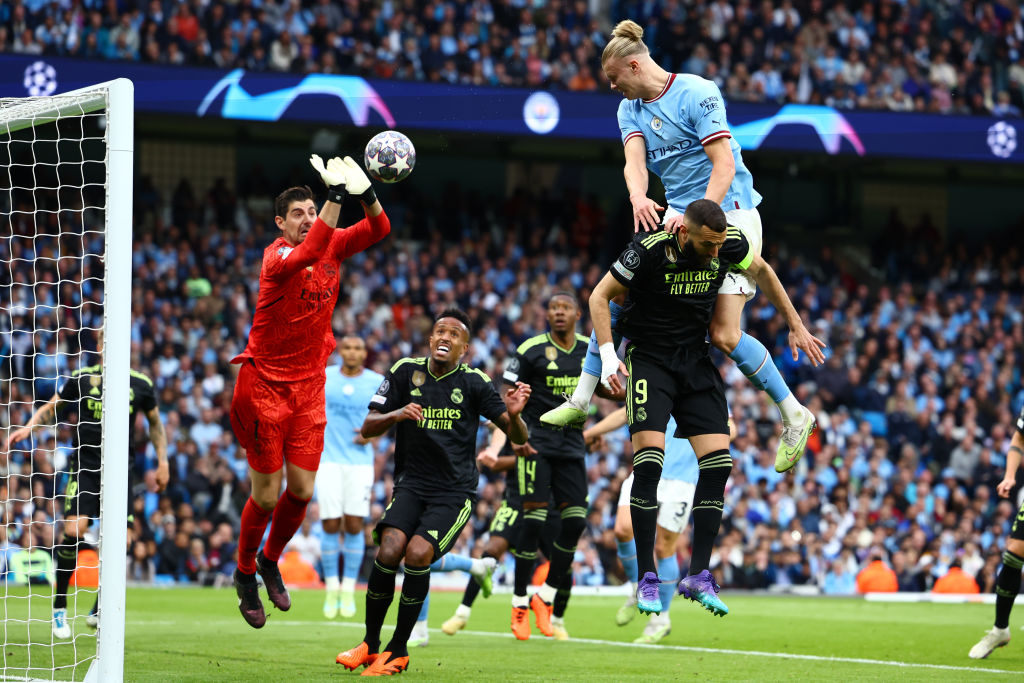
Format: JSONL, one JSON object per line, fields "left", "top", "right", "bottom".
{"left": 434, "top": 307, "right": 473, "bottom": 336}
{"left": 274, "top": 185, "right": 314, "bottom": 219}
{"left": 683, "top": 198, "right": 727, "bottom": 233}
{"left": 547, "top": 290, "right": 579, "bottom": 309}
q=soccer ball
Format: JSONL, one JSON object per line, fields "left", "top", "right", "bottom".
{"left": 23, "top": 61, "right": 57, "bottom": 97}
{"left": 986, "top": 121, "right": 1017, "bottom": 159}
{"left": 364, "top": 130, "right": 415, "bottom": 183}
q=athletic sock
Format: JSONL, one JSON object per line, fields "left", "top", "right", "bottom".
{"left": 431, "top": 553, "right": 473, "bottom": 573}
{"left": 461, "top": 575, "right": 482, "bottom": 607}
{"left": 53, "top": 534, "right": 79, "bottom": 610}
{"left": 321, "top": 529, "right": 340, "bottom": 584}
{"left": 541, "top": 505, "right": 586, "bottom": 603}
{"left": 513, "top": 508, "right": 546, "bottom": 598}
{"left": 363, "top": 559, "right": 398, "bottom": 653}
{"left": 995, "top": 551, "right": 1024, "bottom": 629}
{"left": 690, "top": 450, "right": 733, "bottom": 574}
{"left": 553, "top": 581, "right": 572, "bottom": 619}
{"left": 262, "top": 489, "right": 310, "bottom": 563}
{"left": 575, "top": 301, "right": 623, "bottom": 403}
{"left": 417, "top": 592, "right": 430, "bottom": 623}
{"left": 342, "top": 531, "right": 364, "bottom": 582}
{"left": 455, "top": 603, "right": 472, "bottom": 619}
{"left": 384, "top": 564, "right": 430, "bottom": 658}
{"left": 727, "top": 332, "right": 800, "bottom": 422}
{"left": 617, "top": 538, "right": 639, "bottom": 584}
{"left": 657, "top": 554, "right": 680, "bottom": 612}
{"left": 237, "top": 496, "right": 273, "bottom": 574}
{"left": 630, "top": 447, "right": 664, "bottom": 579}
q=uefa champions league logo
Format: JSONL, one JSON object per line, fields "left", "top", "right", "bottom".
{"left": 986, "top": 121, "right": 1017, "bottom": 159}
{"left": 23, "top": 61, "right": 58, "bottom": 97}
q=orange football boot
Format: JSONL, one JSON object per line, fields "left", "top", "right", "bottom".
{"left": 361, "top": 651, "right": 409, "bottom": 676}
{"left": 530, "top": 593, "right": 553, "bottom": 637}
{"left": 511, "top": 605, "right": 531, "bottom": 640}
{"left": 337, "top": 641, "right": 378, "bottom": 670}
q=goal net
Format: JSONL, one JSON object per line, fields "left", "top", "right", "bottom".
{"left": 1, "top": 78, "right": 133, "bottom": 683}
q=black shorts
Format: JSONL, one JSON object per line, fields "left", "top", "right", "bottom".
{"left": 623, "top": 343, "right": 729, "bottom": 438}
{"left": 64, "top": 467, "right": 101, "bottom": 520}
{"left": 489, "top": 497, "right": 562, "bottom": 558}
{"left": 516, "top": 454, "right": 587, "bottom": 509}
{"left": 1012, "top": 498, "right": 1024, "bottom": 542}
{"left": 374, "top": 486, "right": 474, "bottom": 560}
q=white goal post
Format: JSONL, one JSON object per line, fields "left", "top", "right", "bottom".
{"left": 1, "top": 78, "right": 132, "bottom": 683}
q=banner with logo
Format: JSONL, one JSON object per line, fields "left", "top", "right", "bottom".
{"left": 3, "top": 55, "right": 1020, "bottom": 164}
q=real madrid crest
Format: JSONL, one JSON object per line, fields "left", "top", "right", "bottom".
{"left": 450, "top": 388, "right": 464, "bottom": 404}
{"left": 412, "top": 371, "right": 426, "bottom": 387}
{"left": 710, "top": 257, "right": 720, "bottom": 271}
{"left": 89, "top": 374, "right": 102, "bottom": 388}
{"left": 545, "top": 346, "right": 558, "bottom": 361}
{"left": 665, "top": 244, "right": 677, "bottom": 262}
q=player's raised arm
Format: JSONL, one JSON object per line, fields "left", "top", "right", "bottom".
{"left": 743, "top": 254, "right": 827, "bottom": 366}
{"left": 329, "top": 156, "right": 391, "bottom": 260}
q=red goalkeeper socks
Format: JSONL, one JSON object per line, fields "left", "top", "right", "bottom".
{"left": 261, "top": 489, "right": 310, "bottom": 563}
{"left": 238, "top": 497, "right": 273, "bottom": 575}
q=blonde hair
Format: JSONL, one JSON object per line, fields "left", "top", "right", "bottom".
{"left": 601, "top": 20, "right": 649, "bottom": 65}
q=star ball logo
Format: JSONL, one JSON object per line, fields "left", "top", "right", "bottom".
{"left": 23, "top": 61, "right": 58, "bottom": 97}
{"left": 987, "top": 121, "right": 1017, "bottom": 159}
{"left": 523, "top": 91, "right": 559, "bottom": 135}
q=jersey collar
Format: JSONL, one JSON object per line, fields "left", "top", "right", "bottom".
{"left": 547, "top": 332, "right": 577, "bottom": 354}
{"left": 643, "top": 73, "right": 676, "bottom": 104}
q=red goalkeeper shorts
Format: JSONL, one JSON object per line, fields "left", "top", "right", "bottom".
{"left": 230, "top": 361, "right": 327, "bottom": 474}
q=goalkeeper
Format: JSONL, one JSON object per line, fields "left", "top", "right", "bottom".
{"left": 228, "top": 155, "right": 390, "bottom": 629}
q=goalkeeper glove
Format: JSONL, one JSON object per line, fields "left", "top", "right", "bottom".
{"left": 340, "top": 156, "right": 377, "bottom": 206}
{"left": 310, "top": 154, "right": 347, "bottom": 205}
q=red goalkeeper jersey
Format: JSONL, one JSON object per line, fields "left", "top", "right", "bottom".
{"left": 232, "top": 212, "right": 390, "bottom": 382}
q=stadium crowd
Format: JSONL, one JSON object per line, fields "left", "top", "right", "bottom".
{"left": 3, "top": 0, "right": 1024, "bottom": 114}
{"left": 1, "top": 168, "right": 1022, "bottom": 599}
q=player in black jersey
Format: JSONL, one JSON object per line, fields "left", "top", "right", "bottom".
{"left": 591, "top": 199, "right": 824, "bottom": 618}
{"left": 440, "top": 423, "right": 572, "bottom": 639}
{"left": 968, "top": 402, "right": 1024, "bottom": 659}
{"left": 497, "top": 291, "right": 594, "bottom": 640}
{"left": 336, "top": 308, "right": 530, "bottom": 676}
{"left": 6, "top": 361, "right": 167, "bottom": 639}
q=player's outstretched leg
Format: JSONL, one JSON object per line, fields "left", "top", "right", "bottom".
{"left": 630, "top": 447, "right": 664, "bottom": 615}
{"left": 541, "top": 301, "right": 623, "bottom": 427}
{"left": 443, "top": 576, "right": 480, "bottom": 635}
{"left": 722, "top": 331, "right": 814, "bottom": 473}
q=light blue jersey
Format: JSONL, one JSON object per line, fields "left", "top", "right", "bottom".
{"left": 663, "top": 415, "right": 699, "bottom": 485}
{"left": 617, "top": 73, "right": 762, "bottom": 214}
{"left": 323, "top": 365, "right": 384, "bottom": 466}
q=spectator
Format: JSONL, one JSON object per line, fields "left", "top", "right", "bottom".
{"left": 933, "top": 561, "right": 981, "bottom": 593}
{"left": 856, "top": 551, "right": 898, "bottom": 593}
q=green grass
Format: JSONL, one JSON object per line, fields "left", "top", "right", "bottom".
{"left": 2, "top": 586, "right": 1022, "bottom": 681}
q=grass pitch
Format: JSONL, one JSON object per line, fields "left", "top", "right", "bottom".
{"left": 2, "top": 585, "right": 1021, "bottom": 681}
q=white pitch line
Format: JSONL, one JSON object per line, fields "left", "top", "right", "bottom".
{"left": 130, "top": 618, "right": 1021, "bottom": 676}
